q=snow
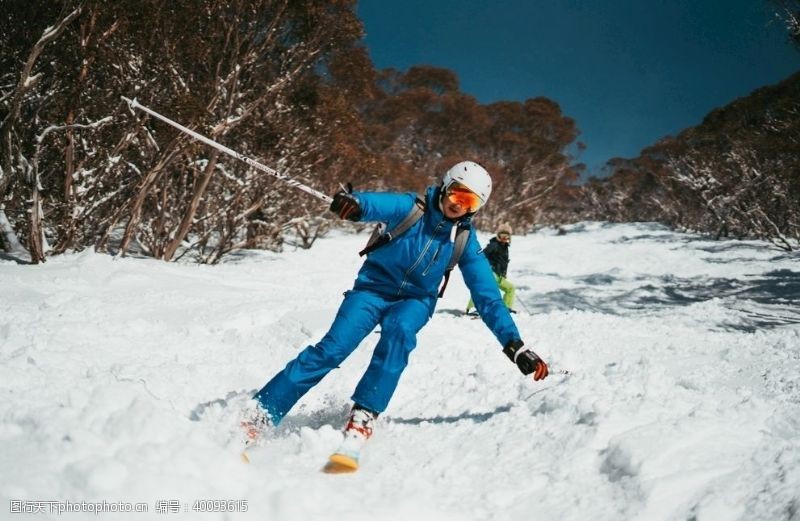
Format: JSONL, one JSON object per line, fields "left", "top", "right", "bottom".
{"left": 1, "top": 222, "right": 798, "bottom": 521}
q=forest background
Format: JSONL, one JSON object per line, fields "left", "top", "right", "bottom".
{"left": 1, "top": 0, "right": 799, "bottom": 264}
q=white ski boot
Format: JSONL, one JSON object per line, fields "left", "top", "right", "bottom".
{"left": 239, "top": 401, "right": 270, "bottom": 461}
{"left": 323, "top": 405, "right": 377, "bottom": 473}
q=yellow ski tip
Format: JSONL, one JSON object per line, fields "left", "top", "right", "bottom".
{"left": 240, "top": 452, "right": 250, "bottom": 464}
{"left": 322, "top": 453, "right": 359, "bottom": 474}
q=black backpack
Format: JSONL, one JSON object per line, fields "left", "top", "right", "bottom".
{"left": 358, "top": 195, "right": 469, "bottom": 297}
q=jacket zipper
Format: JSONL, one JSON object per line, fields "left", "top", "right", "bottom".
{"left": 422, "top": 245, "right": 443, "bottom": 276}
{"left": 398, "top": 218, "right": 446, "bottom": 294}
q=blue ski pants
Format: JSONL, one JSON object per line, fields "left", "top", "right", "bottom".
{"left": 254, "top": 289, "right": 435, "bottom": 425}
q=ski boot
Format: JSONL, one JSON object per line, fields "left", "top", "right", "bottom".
{"left": 239, "top": 401, "right": 270, "bottom": 462}
{"left": 323, "top": 404, "right": 377, "bottom": 474}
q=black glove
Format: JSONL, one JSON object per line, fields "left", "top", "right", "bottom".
{"left": 503, "top": 339, "right": 548, "bottom": 381}
{"left": 329, "top": 183, "right": 361, "bottom": 221}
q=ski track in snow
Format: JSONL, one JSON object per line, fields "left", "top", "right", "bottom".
{"left": 1, "top": 222, "right": 799, "bottom": 521}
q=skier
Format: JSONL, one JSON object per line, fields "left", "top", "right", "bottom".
{"left": 466, "top": 223, "right": 515, "bottom": 315}
{"left": 242, "top": 161, "right": 549, "bottom": 470}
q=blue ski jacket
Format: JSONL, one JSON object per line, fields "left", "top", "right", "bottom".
{"left": 350, "top": 186, "right": 521, "bottom": 347}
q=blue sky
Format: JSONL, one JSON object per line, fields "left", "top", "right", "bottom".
{"left": 357, "top": 0, "right": 799, "bottom": 176}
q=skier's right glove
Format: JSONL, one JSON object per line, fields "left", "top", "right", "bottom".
{"left": 329, "top": 184, "right": 362, "bottom": 221}
{"left": 503, "top": 339, "right": 548, "bottom": 381}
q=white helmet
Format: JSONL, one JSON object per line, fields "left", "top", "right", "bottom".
{"left": 441, "top": 161, "right": 492, "bottom": 210}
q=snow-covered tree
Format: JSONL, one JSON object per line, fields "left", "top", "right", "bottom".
{"left": 1, "top": 0, "right": 369, "bottom": 262}
{"left": 582, "top": 72, "right": 800, "bottom": 250}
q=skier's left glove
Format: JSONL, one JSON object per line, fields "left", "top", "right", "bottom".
{"left": 503, "top": 339, "right": 548, "bottom": 381}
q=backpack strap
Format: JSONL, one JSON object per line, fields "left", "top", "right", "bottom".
{"left": 437, "top": 223, "right": 470, "bottom": 298}
{"left": 359, "top": 195, "right": 425, "bottom": 257}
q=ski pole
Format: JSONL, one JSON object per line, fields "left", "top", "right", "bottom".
{"left": 515, "top": 293, "right": 534, "bottom": 316}
{"left": 120, "top": 96, "right": 332, "bottom": 204}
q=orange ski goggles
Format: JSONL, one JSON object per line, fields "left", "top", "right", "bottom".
{"left": 445, "top": 182, "right": 483, "bottom": 212}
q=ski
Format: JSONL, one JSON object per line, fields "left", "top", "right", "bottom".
{"left": 322, "top": 452, "right": 360, "bottom": 474}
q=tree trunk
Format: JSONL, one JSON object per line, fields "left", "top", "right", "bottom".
{"left": 118, "top": 143, "right": 184, "bottom": 256}
{"left": 0, "top": 206, "right": 28, "bottom": 258}
{"left": 162, "top": 150, "right": 220, "bottom": 261}
{"left": 28, "top": 185, "right": 45, "bottom": 263}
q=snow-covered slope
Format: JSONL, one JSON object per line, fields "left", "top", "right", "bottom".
{"left": 1, "top": 222, "right": 798, "bottom": 520}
